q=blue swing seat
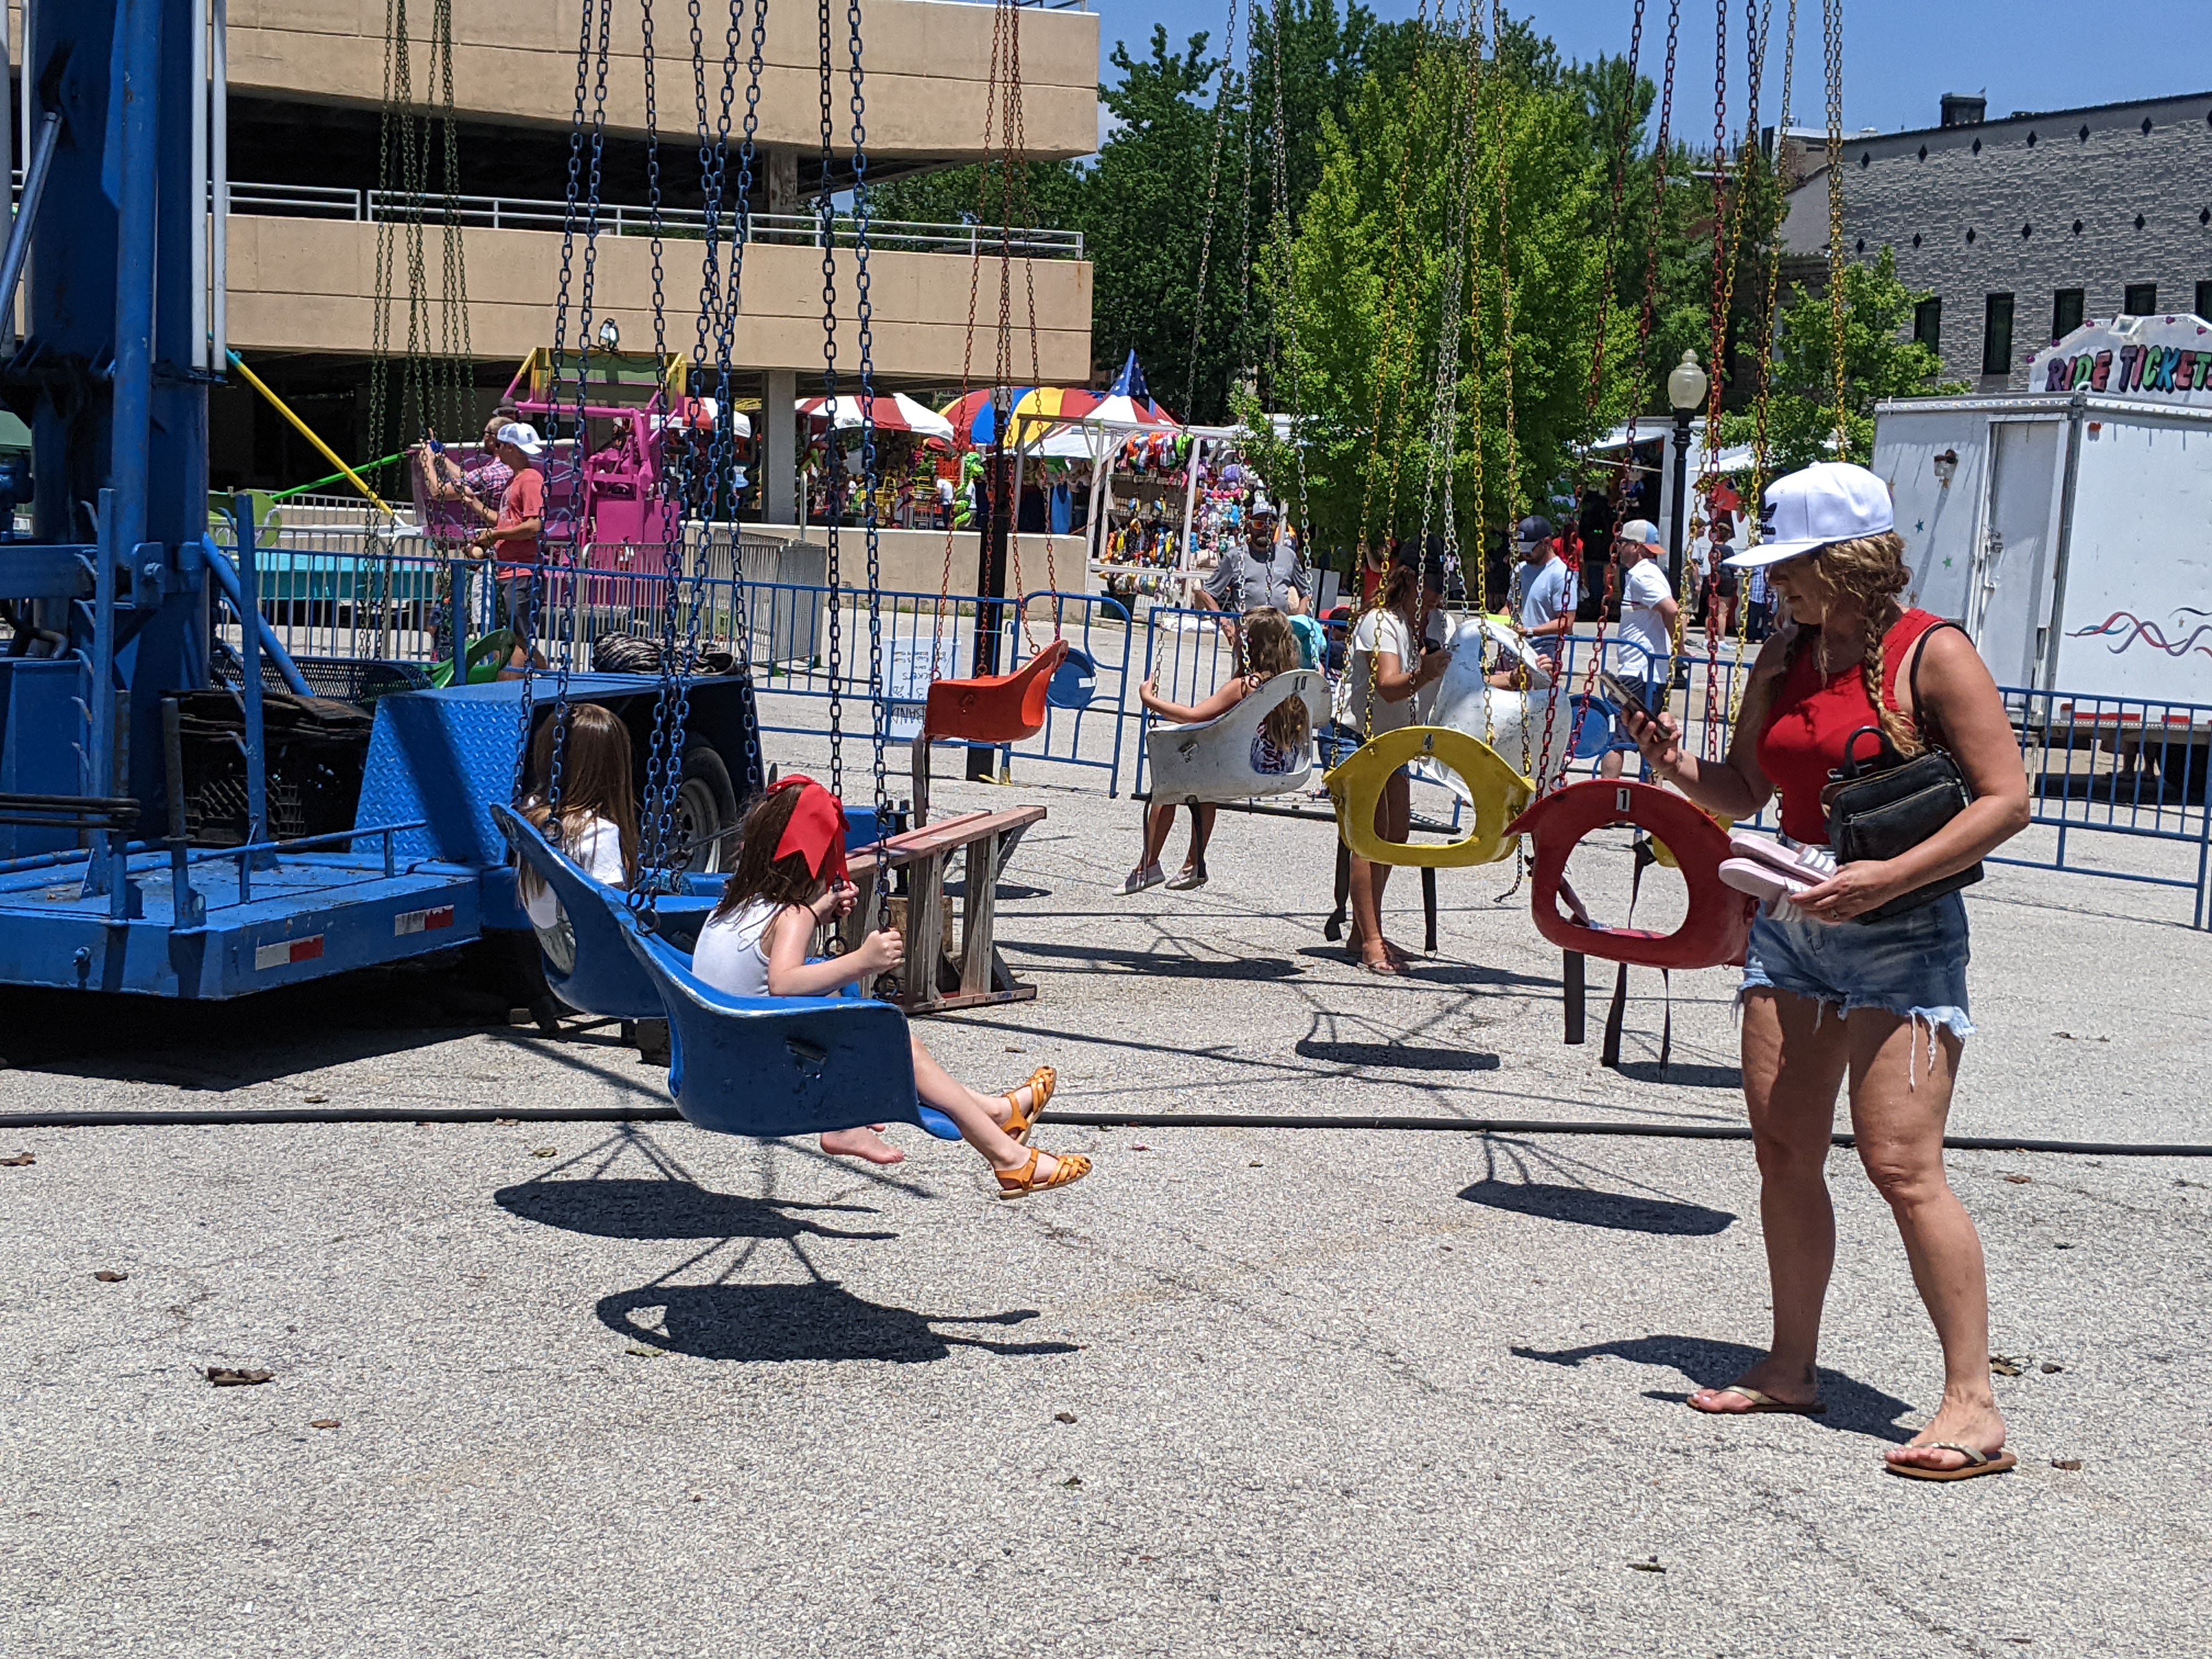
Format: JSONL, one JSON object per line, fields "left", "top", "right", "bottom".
{"left": 491, "top": 803, "right": 720, "bottom": 1021}
{"left": 600, "top": 886, "right": 960, "bottom": 1141}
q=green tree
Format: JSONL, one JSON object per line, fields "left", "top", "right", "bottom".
{"left": 1720, "top": 246, "right": 1968, "bottom": 471}
{"left": 1248, "top": 38, "right": 1631, "bottom": 565}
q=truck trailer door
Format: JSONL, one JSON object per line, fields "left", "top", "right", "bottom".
{"left": 1971, "top": 418, "right": 2067, "bottom": 689}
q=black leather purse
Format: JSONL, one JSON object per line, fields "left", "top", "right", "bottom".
{"left": 1821, "top": 620, "right": 1982, "bottom": 924}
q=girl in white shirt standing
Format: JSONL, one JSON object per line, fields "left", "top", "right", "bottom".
{"left": 692, "top": 777, "right": 1090, "bottom": 1199}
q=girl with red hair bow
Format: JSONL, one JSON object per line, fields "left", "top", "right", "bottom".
{"left": 692, "top": 777, "right": 1091, "bottom": 1200}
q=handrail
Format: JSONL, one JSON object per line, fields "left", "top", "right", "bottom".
{"left": 206, "top": 178, "right": 1086, "bottom": 260}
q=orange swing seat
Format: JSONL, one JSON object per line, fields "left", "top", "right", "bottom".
{"left": 922, "top": 637, "right": 1070, "bottom": 745}
{"left": 1505, "top": 780, "right": 1756, "bottom": 972}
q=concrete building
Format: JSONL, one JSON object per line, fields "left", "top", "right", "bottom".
{"left": 6, "top": 1, "right": 1097, "bottom": 521}
{"left": 1780, "top": 90, "right": 2212, "bottom": 392}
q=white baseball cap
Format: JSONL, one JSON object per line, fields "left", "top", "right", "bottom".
{"left": 1725, "top": 461, "right": 1893, "bottom": 568}
{"left": 496, "top": 420, "right": 546, "bottom": 460}
{"left": 1616, "top": 518, "right": 1662, "bottom": 547}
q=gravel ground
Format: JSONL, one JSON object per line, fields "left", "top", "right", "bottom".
{"left": 4, "top": 733, "right": 2209, "bottom": 1657}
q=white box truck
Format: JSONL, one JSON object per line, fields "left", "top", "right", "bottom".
{"left": 1872, "top": 313, "right": 2212, "bottom": 710}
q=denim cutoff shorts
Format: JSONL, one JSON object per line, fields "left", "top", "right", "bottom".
{"left": 1739, "top": 890, "right": 1975, "bottom": 1074}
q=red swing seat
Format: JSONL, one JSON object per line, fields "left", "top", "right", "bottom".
{"left": 1505, "top": 779, "right": 1756, "bottom": 971}
{"left": 922, "top": 637, "right": 1070, "bottom": 744}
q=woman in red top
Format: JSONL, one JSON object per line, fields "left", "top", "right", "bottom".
{"left": 1626, "top": 462, "right": 2030, "bottom": 1481}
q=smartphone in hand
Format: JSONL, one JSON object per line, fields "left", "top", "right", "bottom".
{"left": 1597, "top": 670, "right": 1652, "bottom": 719}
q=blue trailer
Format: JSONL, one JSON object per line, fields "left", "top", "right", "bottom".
{"left": 0, "top": 0, "right": 768, "bottom": 998}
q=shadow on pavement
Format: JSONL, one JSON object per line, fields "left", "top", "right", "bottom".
{"left": 1299, "top": 1038, "right": 1502, "bottom": 1072}
{"left": 1293, "top": 947, "right": 1554, "bottom": 990}
{"left": 1511, "top": 1334, "right": 1920, "bottom": 1440}
{"left": 495, "top": 1178, "right": 895, "bottom": 1242}
{"left": 1461, "top": 1178, "right": 1735, "bottom": 1235}
{"left": 1611, "top": 1060, "right": 1744, "bottom": 1090}
{"left": 597, "top": 1283, "right": 1080, "bottom": 1363}
{"left": 1018, "top": 940, "right": 1307, "bottom": 981}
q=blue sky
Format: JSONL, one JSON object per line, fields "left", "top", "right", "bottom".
{"left": 1087, "top": 0, "right": 2209, "bottom": 140}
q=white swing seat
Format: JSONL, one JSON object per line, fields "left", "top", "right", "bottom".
{"left": 1414, "top": 614, "right": 1576, "bottom": 803}
{"left": 1145, "top": 669, "right": 1332, "bottom": 806}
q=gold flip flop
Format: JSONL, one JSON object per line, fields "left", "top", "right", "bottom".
{"left": 1690, "top": 1384, "right": 1828, "bottom": 1417}
{"left": 1884, "top": 1444, "right": 2018, "bottom": 1482}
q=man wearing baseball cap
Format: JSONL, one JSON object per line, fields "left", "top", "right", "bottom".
{"left": 1509, "top": 514, "right": 1578, "bottom": 670}
{"left": 475, "top": 420, "right": 546, "bottom": 671}
{"left": 1600, "top": 517, "right": 1678, "bottom": 778}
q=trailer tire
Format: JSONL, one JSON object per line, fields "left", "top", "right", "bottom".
{"left": 673, "top": 742, "right": 740, "bottom": 875}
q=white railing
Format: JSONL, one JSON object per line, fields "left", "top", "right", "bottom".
{"left": 213, "top": 179, "right": 1086, "bottom": 260}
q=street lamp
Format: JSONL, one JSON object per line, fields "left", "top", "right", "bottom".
{"left": 1665, "top": 348, "right": 1708, "bottom": 603}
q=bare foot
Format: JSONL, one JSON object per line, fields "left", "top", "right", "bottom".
{"left": 1886, "top": 1396, "right": 2008, "bottom": 1474}
{"left": 820, "top": 1125, "right": 905, "bottom": 1166}
{"left": 1688, "top": 1356, "right": 1820, "bottom": 1414}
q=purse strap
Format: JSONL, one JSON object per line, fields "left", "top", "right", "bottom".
{"left": 1904, "top": 618, "right": 1971, "bottom": 751}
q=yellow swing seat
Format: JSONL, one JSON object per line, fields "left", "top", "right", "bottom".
{"left": 1325, "top": 725, "right": 1534, "bottom": 870}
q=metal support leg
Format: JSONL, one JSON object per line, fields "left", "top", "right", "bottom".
{"left": 1563, "top": 951, "right": 1585, "bottom": 1045}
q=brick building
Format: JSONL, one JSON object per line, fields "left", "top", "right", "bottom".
{"left": 1779, "top": 90, "right": 2212, "bottom": 392}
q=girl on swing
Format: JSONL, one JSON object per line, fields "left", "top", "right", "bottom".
{"left": 1126, "top": 606, "right": 1312, "bottom": 894}
{"left": 693, "top": 778, "right": 1091, "bottom": 1200}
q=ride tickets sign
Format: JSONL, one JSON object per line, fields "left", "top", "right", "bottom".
{"left": 2030, "top": 314, "right": 2212, "bottom": 403}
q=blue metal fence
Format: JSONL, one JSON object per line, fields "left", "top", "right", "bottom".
{"left": 222, "top": 548, "right": 2211, "bottom": 924}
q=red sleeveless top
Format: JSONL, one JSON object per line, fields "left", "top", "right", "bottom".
{"left": 1758, "top": 608, "right": 1944, "bottom": 844}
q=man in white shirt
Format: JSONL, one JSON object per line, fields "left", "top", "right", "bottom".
{"left": 1601, "top": 518, "right": 1679, "bottom": 778}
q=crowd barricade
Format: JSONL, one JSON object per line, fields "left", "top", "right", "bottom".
{"left": 2000, "top": 686, "right": 2212, "bottom": 928}
{"left": 1006, "top": 590, "right": 1137, "bottom": 793}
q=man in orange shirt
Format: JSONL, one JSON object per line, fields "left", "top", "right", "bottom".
{"left": 475, "top": 421, "right": 546, "bottom": 671}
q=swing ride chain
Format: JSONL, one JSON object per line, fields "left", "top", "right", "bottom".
{"left": 1731, "top": 0, "right": 1798, "bottom": 731}
{"left": 1822, "top": 0, "right": 1848, "bottom": 452}
{"left": 552, "top": 0, "right": 616, "bottom": 831}
{"left": 817, "top": 0, "right": 847, "bottom": 802}
{"left": 1691, "top": 0, "right": 1734, "bottom": 759}
{"left": 999, "top": 0, "right": 1049, "bottom": 632}
{"left": 846, "top": 0, "right": 896, "bottom": 928}
{"left": 512, "top": 0, "right": 605, "bottom": 821}
{"left": 1266, "top": 0, "right": 1312, "bottom": 539}
{"left": 642, "top": 0, "right": 761, "bottom": 898}
{"left": 1709, "top": 0, "right": 1774, "bottom": 742}
{"left": 636, "top": 0, "right": 676, "bottom": 888}
{"left": 1416, "top": 12, "right": 1476, "bottom": 594}
{"left": 1554, "top": 0, "right": 1649, "bottom": 795}
{"left": 1182, "top": 0, "right": 1244, "bottom": 426}
{"left": 1350, "top": 0, "right": 1434, "bottom": 745}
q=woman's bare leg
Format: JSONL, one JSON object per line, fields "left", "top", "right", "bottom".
{"left": 1689, "top": 987, "right": 1850, "bottom": 1412}
{"left": 1847, "top": 1013, "right": 2006, "bottom": 1471}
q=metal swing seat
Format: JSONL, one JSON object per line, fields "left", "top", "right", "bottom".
{"left": 1145, "top": 669, "right": 1333, "bottom": 806}
{"left": 910, "top": 636, "right": 1070, "bottom": 826}
{"left": 923, "top": 636, "right": 1069, "bottom": 745}
{"left": 1415, "top": 616, "right": 1577, "bottom": 800}
{"left": 491, "top": 803, "right": 719, "bottom": 1020}
{"left": 605, "top": 885, "right": 960, "bottom": 1142}
{"left": 1327, "top": 723, "right": 1534, "bottom": 870}
{"left": 1505, "top": 779, "right": 1755, "bottom": 970}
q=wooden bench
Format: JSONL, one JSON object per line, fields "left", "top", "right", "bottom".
{"left": 838, "top": 805, "right": 1047, "bottom": 1015}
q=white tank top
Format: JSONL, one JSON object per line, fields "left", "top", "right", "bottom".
{"left": 691, "top": 898, "right": 787, "bottom": 998}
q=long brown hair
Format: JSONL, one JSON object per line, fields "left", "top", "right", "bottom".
{"left": 709, "top": 783, "right": 832, "bottom": 922}
{"left": 1242, "top": 606, "right": 1311, "bottom": 752}
{"left": 1788, "top": 531, "right": 1922, "bottom": 757}
{"left": 520, "top": 703, "right": 640, "bottom": 896}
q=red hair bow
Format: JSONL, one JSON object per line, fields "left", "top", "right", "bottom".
{"left": 768, "top": 775, "right": 849, "bottom": 883}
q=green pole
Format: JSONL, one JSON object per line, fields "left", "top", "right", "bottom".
{"left": 267, "top": 449, "right": 409, "bottom": 504}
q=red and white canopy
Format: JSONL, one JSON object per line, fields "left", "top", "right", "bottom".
{"left": 799, "top": 392, "right": 956, "bottom": 442}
